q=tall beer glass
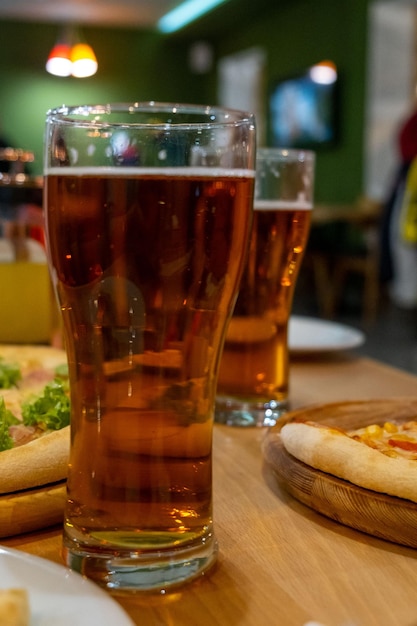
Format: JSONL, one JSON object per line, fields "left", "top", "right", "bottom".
{"left": 215, "top": 148, "right": 314, "bottom": 427}
{"left": 43, "top": 103, "right": 255, "bottom": 591}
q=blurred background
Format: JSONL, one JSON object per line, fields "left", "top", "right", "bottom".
{"left": 1, "top": 0, "right": 417, "bottom": 371}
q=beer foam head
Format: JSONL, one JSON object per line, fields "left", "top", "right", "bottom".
{"left": 254, "top": 199, "right": 312, "bottom": 211}
{"left": 45, "top": 166, "right": 255, "bottom": 179}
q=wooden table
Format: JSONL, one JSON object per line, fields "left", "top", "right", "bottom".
{"left": 5, "top": 352, "right": 417, "bottom": 626}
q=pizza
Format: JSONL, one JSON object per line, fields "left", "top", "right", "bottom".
{"left": 280, "top": 418, "right": 417, "bottom": 503}
{"left": 0, "top": 345, "right": 70, "bottom": 494}
{"left": 0, "top": 589, "right": 29, "bottom": 626}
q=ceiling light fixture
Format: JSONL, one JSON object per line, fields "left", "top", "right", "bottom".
{"left": 157, "top": 0, "right": 228, "bottom": 33}
{"left": 70, "top": 43, "right": 98, "bottom": 78}
{"left": 46, "top": 42, "right": 72, "bottom": 77}
{"left": 46, "top": 26, "right": 97, "bottom": 78}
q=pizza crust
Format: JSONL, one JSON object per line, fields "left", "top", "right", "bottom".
{"left": 0, "top": 589, "right": 29, "bottom": 626}
{"left": 0, "top": 425, "right": 69, "bottom": 494}
{"left": 280, "top": 421, "right": 417, "bottom": 503}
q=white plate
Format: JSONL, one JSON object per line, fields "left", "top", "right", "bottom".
{"left": 0, "top": 546, "right": 134, "bottom": 626}
{"left": 289, "top": 315, "right": 365, "bottom": 353}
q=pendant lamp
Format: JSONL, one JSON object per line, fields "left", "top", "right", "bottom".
{"left": 46, "top": 26, "right": 98, "bottom": 78}
{"left": 46, "top": 43, "right": 72, "bottom": 77}
{"left": 71, "top": 43, "right": 98, "bottom": 78}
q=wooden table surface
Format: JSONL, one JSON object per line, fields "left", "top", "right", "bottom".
{"left": 5, "top": 352, "right": 417, "bottom": 626}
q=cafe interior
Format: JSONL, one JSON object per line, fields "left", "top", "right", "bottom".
{"left": 3, "top": 1, "right": 417, "bottom": 625}
{"left": 1, "top": 0, "right": 417, "bottom": 370}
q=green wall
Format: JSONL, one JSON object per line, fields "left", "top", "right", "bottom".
{"left": 200, "top": 0, "right": 370, "bottom": 203}
{"left": 0, "top": 0, "right": 370, "bottom": 202}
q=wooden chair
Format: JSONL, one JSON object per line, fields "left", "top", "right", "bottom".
{"left": 307, "top": 196, "right": 382, "bottom": 325}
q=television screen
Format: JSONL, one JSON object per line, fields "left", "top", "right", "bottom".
{"left": 269, "top": 71, "right": 338, "bottom": 149}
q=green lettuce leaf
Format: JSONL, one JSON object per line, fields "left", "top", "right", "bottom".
{"left": 0, "top": 397, "right": 19, "bottom": 451}
{"left": 0, "top": 358, "right": 21, "bottom": 389}
{"left": 22, "top": 378, "right": 70, "bottom": 431}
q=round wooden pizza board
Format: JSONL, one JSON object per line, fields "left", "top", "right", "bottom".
{"left": 0, "top": 482, "right": 66, "bottom": 538}
{"left": 262, "top": 398, "right": 417, "bottom": 549}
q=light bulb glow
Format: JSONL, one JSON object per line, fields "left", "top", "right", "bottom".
{"left": 70, "top": 43, "right": 98, "bottom": 78}
{"left": 309, "top": 60, "right": 337, "bottom": 85}
{"left": 46, "top": 37, "right": 98, "bottom": 78}
{"left": 45, "top": 43, "right": 72, "bottom": 77}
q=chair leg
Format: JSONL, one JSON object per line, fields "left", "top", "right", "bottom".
{"left": 311, "top": 254, "right": 335, "bottom": 318}
{"left": 362, "top": 262, "right": 379, "bottom": 325}
{"left": 330, "top": 262, "right": 348, "bottom": 320}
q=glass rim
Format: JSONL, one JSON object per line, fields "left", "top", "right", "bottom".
{"left": 46, "top": 101, "right": 256, "bottom": 130}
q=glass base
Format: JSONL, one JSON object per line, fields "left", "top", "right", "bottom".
{"left": 63, "top": 531, "right": 218, "bottom": 593}
{"left": 215, "top": 395, "right": 288, "bottom": 427}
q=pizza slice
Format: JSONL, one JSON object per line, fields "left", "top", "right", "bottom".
{"left": 0, "top": 345, "right": 70, "bottom": 495}
{"left": 280, "top": 419, "right": 417, "bottom": 503}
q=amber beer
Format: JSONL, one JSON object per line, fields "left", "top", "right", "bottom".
{"left": 216, "top": 199, "right": 312, "bottom": 422}
{"left": 44, "top": 167, "right": 253, "bottom": 581}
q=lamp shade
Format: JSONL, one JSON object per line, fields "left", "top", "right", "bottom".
{"left": 46, "top": 43, "right": 72, "bottom": 77}
{"left": 70, "top": 43, "right": 98, "bottom": 78}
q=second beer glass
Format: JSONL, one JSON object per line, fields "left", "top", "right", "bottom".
{"left": 216, "top": 148, "right": 315, "bottom": 427}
